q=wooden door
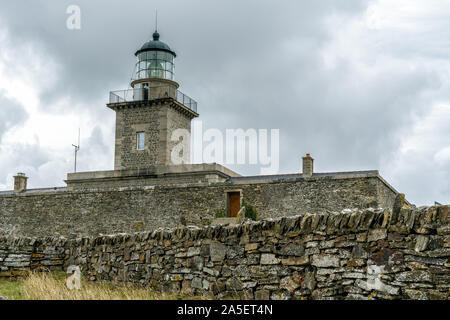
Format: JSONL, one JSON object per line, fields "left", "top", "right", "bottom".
{"left": 228, "top": 192, "right": 241, "bottom": 217}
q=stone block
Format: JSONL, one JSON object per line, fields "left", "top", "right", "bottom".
{"left": 202, "top": 267, "right": 219, "bottom": 276}
{"left": 188, "top": 256, "right": 203, "bottom": 271}
{"left": 437, "top": 225, "right": 450, "bottom": 235}
{"left": 342, "top": 272, "right": 366, "bottom": 279}
{"left": 311, "top": 254, "right": 340, "bottom": 268}
{"left": 210, "top": 281, "right": 226, "bottom": 295}
{"left": 191, "top": 277, "right": 203, "bottom": 289}
{"left": 243, "top": 281, "right": 257, "bottom": 289}
{"left": 226, "top": 277, "right": 243, "bottom": 291}
{"left": 395, "top": 270, "right": 432, "bottom": 283}
{"left": 254, "top": 289, "right": 270, "bottom": 300}
{"left": 260, "top": 254, "right": 280, "bottom": 265}
{"left": 280, "top": 276, "right": 300, "bottom": 293}
{"left": 271, "top": 291, "right": 291, "bottom": 300}
{"left": 415, "top": 235, "right": 429, "bottom": 252}
{"left": 368, "top": 229, "right": 387, "bottom": 242}
{"left": 210, "top": 242, "right": 227, "bottom": 262}
{"left": 355, "top": 279, "right": 399, "bottom": 296}
{"left": 202, "top": 279, "right": 210, "bottom": 290}
{"left": 245, "top": 243, "right": 258, "bottom": 251}
{"left": 281, "top": 256, "right": 309, "bottom": 266}
{"left": 404, "top": 289, "right": 429, "bottom": 300}
{"left": 186, "top": 247, "right": 200, "bottom": 257}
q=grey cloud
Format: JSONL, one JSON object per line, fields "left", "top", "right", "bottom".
{"left": 0, "top": 1, "right": 368, "bottom": 112}
{"left": 0, "top": 92, "right": 28, "bottom": 142}
{"left": 75, "top": 125, "right": 114, "bottom": 173}
{"left": 0, "top": 143, "right": 50, "bottom": 188}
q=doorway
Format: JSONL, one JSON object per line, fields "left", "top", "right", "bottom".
{"left": 227, "top": 192, "right": 241, "bottom": 217}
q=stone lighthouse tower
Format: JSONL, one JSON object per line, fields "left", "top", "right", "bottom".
{"left": 108, "top": 30, "right": 199, "bottom": 170}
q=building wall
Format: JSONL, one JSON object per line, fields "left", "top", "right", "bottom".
{"left": 1, "top": 206, "right": 448, "bottom": 300}
{"left": 114, "top": 102, "right": 164, "bottom": 169}
{"left": 376, "top": 177, "right": 398, "bottom": 209}
{"left": 0, "top": 175, "right": 396, "bottom": 239}
{"left": 112, "top": 100, "right": 194, "bottom": 170}
{"left": 163, "top": 105, "right": 192, "bottom": 165}
{"left": 67, "top": 173, "right": 229, "bottom": 191}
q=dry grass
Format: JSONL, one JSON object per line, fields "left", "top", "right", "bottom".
{"left": 0, "top": 272, "right": 207, "bottom": 300}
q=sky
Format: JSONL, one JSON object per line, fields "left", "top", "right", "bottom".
{"left": 0, "top": 0, "right": 449, "bottom": 205}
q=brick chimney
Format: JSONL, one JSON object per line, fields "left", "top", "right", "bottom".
{"left": 302, "top": 154, "right": 314, "bottom": 176}
{"left": 14, "top": 173, "right": 28, "bottom": 193}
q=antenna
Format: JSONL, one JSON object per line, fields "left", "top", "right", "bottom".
{"left": 155, "top": 9, "right": 158, "bottom": 32}
{"left": 72, "top": 128, "right": 80, "bottom": 173}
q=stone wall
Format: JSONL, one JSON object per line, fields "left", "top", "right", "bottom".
{"left": 0, "top": 206, "right": 448, "bottom": 300}
{"left": 0, "top": 174, "right": 396, "bottom": 238}
{"left": 111, "top": 99, "right": 195, "bottom": 170}
{"left": 164, "top": 104, "right": 193, "bottom": 165}
{"left": 376, "top": 175, "right": 398, "bottom": 211}
{"left": 113, "top": 101, "right": 164, "bottom": 169}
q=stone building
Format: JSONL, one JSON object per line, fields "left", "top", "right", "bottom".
{"left": 0, "top": 31, "right": 403, "bottom": 238}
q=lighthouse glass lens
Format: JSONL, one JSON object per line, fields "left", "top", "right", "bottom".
{"left": 136, "top": 50, "right": 175, "bottom": 80}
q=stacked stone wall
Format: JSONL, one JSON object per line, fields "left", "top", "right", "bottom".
{"left": 1, "top": 206, "right": 448, "bottom": 300}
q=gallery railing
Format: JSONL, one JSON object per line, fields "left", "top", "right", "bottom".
{"left": 109, "top": 86, "right": 197, "bottom": 113}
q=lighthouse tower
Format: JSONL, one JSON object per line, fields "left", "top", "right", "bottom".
{"left": 108, "top": 30, "right": 198, "bottom": 170}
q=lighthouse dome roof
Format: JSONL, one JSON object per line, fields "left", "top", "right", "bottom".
{"left": 135, "top": 31, "right": 176, "bottom": 57}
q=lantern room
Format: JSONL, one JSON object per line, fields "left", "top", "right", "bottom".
{"left": 109, "top": 29, "right": 197, "bottom": 113}
{"left": 134, "top": 31, "right": 176, "bottom": 81}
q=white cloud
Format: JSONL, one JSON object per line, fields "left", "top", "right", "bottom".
{"left": 0, "top": 26, "right": 114, "bottom": 190}
{"left": 315, "top": 0, "right": 450, "bottom": 205}
{"left": 434, "top": 147, "right": 450, "bottom": 166}
{"left": 384, "top": 104, "right": 450, "bottom": 204}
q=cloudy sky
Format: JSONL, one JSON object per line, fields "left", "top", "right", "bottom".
{"left": 0, "top": 0, "right": 449, "bottom": 205}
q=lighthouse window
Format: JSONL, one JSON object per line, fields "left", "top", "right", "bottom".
{"left": 137, "top": 132, "right": 145, "bottom": 150}
{"left": 157, "top": 51, "right": 165, "bottom": 60}
{"left": 149, "top": 60, "right": 164, "bottom": 78}
{"left": 135, "top": 50, "right": 175, "bottom": 80}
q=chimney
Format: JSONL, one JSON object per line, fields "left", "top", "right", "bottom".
{"left": 302, "top": 154, "right": 314, "bottom": 176}
{"left": 14, "top": 173, "right": 28, "bottom": 193}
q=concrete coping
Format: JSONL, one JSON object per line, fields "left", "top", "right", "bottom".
{"left": 66, "top": 163, "right": 241, "bottom": 182}
{"left": 227, "top": 170, "right": 381, "bottom": 184}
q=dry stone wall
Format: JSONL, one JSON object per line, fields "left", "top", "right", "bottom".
{"left": 1, "top": 206, "right": 448, "bottom": 300}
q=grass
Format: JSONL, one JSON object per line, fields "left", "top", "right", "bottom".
{"left": 0, "top": 272, "right": 208, "bottom": 300}
{"left": 0, "top": 276, "right": 26, "bottom": 300}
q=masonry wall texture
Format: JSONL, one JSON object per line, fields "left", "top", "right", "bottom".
{"left": 110, "top": 99, "right": 195, "bottom": 170}
{"left": 113, "top": 102, "right": 163, "bottom": 169}
{"left": 165, "top": 105, "right": 193, "bottom": 164}
{"left": 0, "top": 174, "right": 396, "bottom": 238}
{"left": 66, "top": 171, "right": 229, "bottom": 191}
{"left": 0, "top": 206, "right": 448, "bottom": 300}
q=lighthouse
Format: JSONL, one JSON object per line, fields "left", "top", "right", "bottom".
{"left": 108, "top": 30, "right": 199, "bottom": 170}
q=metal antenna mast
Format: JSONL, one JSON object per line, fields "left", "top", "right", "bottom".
{"left": 155, "top": 9, "right": 158, "bottom": 32}
{"left": 72, "top": 128, "right": 80, "bottom": 173}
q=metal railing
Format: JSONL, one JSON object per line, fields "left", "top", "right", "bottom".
{"left": 176, "top": 90, "right": 197, "bottom": 113}
{"left": 109, "top": 86, "right": 197, "bottom": 113}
